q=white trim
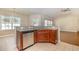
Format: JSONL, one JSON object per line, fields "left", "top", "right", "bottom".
{"left": 0, "top": 34, "right": 15, "bottom": 38}
{"left": 60, "top": 30, "right": 78, "bottom": 32}
{"left": 57, "top": 26, "right": 60, "bottom": 43}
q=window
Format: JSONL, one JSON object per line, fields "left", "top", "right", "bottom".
{"left": 32, "top": 18, "right": 41, "bottom": 26}
{"left": 0, "top": 16, "right": 21, "bottom": 30}
{"left": 44, "top": 20, "right": 53, "bottom": 26}
{"left": 30, "top": 15, "right": 41, "bottom": 26}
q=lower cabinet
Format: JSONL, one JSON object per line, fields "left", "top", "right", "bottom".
{"left": 34, "top": 29, "right": 58, "bottom": 44}
{"left": 34, "top": 30, "right": 49, "bottom": 42}
{"left": 16, "top": 29, "right": 58, "bottom": 50}
{"left": 49, "top": 30, "right": 58, "bottom": 44}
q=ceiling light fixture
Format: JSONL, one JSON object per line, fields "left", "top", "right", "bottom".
{"left": 61, "top": 8, "right": 71, "bottom": 12}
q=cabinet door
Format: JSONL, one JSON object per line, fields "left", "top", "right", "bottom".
{"left": 34, "top": 31, "right": 37, "bottom": 43}
{"left": 36, "top": 30, "right": 49, "bottom": 42}
{"left": 49, "top": 30, "right": 58, "bottom": 44}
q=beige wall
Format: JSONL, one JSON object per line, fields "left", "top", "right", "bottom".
{"left": 76, "top": 14, "right": 79, "bottom": 31}
{"left": 0, "top": 30, "right": 16, "bottom": 36}
{"left": 77, "top": 19, "right": 79, "bottom": 31}
{"left": 0, "top": 9, "right": 29, "bottom": 36}
{"left": 55, "top": 14, "right": 78, "bottom": 32}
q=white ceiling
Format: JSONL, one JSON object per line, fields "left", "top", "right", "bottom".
{"left": 0, "top": 8, "right": 62, "bottom": 17}
{"left": 1, "top": 8, "right": 79, "bottom": 17}
{"left": 16, "top": 8, "right": 61, "bottom": 16}
{"left": 15, "top": 8, "right": 62, "bottom": 17}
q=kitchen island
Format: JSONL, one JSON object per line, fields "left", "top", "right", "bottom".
{"left": 16, "top": 26, "right": 58, "bottom": 51}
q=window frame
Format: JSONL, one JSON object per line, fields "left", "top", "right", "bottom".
{"left": 0, "top": 16, "right": 21, "bottom": 30}
{"left": 44, "top": 20, "right": 53, "bottom": 26}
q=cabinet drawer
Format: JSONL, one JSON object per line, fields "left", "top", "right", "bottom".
{"left": 37, "top": 33, "right": 49, "bottom": 39}
{"left": 36, "top": 30, "right": 49, "bottom": 42}
{"left": 37, "top": 30, "right": 49, "bottom": 32}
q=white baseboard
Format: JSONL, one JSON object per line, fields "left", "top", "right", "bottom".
{"left": 0, "top": 34, "right": 15, "bottom": 38}
{"left": 60, "top": 30, "right": 78, "bottom": 32}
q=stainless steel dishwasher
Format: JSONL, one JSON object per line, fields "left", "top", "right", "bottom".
{"left": 23, "top": 32, "right": 34, "bottom": 49}
{"left": 16, "top": 26, "right": 35, "bottom": 50}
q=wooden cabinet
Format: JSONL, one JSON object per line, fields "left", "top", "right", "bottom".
{"left": 34, "top": 30, "right": 49, "bottom": 42}
{"left": 16, "top": 29, "right": 58, "bottom": 51}
{"left": 16, "top": 31, "right": 23, "bottom": 50}
{"left": 49, "top": 30, "right": 58, "bottom": 44}
{"left": 34, "top": 29, "right": 58, "bottom": 44}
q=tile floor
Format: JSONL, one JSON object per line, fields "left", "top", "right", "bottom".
{"left": 25, "top": 42, "right": 79, "bottom": 51}
{"left": 0, "top": 34, "right": 79, "bottom": 51}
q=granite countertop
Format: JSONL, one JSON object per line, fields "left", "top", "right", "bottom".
{"left": 16, "top": 26, "right": 58, "bottom": 32}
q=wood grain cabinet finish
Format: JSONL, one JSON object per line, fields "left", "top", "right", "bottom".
{"left": 34, "top": 30, "right": 49, "bottom": 43}
{"left": 49, "top": 30, "right": 58, "bottom": 44}
{"left": 34, "top": 29, "right": 58, "bottom": 44}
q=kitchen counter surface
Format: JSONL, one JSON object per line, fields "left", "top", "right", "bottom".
{"left": 16, "top": 26, "right": 58, "bottom": 33}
